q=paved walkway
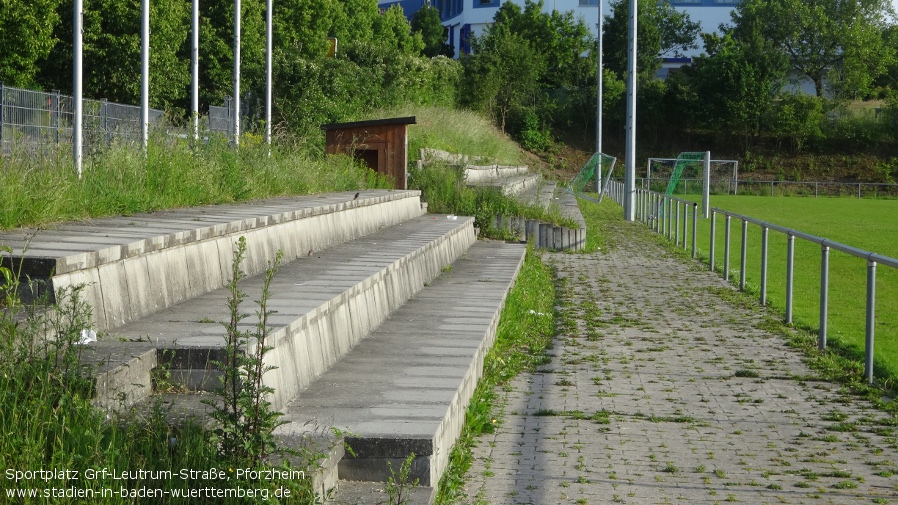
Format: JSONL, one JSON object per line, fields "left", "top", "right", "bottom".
{"left": 462, "top": 218, "right": 898, "bottom": 504}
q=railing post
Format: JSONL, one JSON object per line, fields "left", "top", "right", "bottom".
{"left": 675, "top": 200, "right": 680, "bottom": 246}
{"left": 865, "top": 259, "right": 877, "bottom": 384}
{"left": 52, "top": 90, "right": 60, "bottom": 144}
{"left": 101, "top": 98, "right": 110, "bottom": 145}
{"left": 819, "top": 244, "right": 829, "bottom": 350}
{"left": 785, "top": 234, "right": 795, "bottom": 324}
{"left": 724, "top": 215, "right": 731, "bottom": 281}
{"left": 709, "top": 211, "right": 716, "bottom": 272}
{"left": 760, "top": 226, "right": 769, "bottom": 305}
{"left": 0, "top": 82, "right": 4, "bottom": 145}
{"left": 681, "top": 201, "right": 688, "bottom": 251}
{"left": 691, "top": 203, "right": 697, "bottom": 258}
{"left": 740, "top": 219, "right": 748, "bottom": 291}
{"left": 667, "top": 198, "right": 673, "bottom": 241}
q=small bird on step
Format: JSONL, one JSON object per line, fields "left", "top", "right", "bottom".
{"left": 353, "top": 192, "right": 360, "bottom": 200}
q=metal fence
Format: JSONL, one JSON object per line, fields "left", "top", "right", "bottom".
{"left": 0, "top": 82, "right": 164, "bottom": 153}
{"left": 639, "top": 177, "right": 898, "bottom": 199}
{"left": 0, "top": 83, "right": 254, "bottom": 153}
{"left": 606, "top": 180, "right": 898, "bottom": 385}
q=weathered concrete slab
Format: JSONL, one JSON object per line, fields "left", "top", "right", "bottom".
{"left": 0, "top": 190, "right": 424, "bottom": 329}
{"left": 97, "top": 214, "right": 477, "bottom": 411}
{"left": 276, "top": 240, "right": 527, "bottom": 488}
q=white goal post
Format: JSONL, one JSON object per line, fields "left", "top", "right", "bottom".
{"left": 646, "top": 155, "right": 739, "bottom": 217}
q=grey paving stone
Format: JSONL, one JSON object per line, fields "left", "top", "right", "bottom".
{"left": 461, "top": 219, "right": 898, "bottom": 505}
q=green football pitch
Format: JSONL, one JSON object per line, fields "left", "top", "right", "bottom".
{"left": 672, "top": 194, "right": 898, "bottom": 379}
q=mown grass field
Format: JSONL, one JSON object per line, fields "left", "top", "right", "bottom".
{"left": 672, "top": 194, "right": 898, "bottom": 381}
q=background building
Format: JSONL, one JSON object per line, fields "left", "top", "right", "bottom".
{"left": 380, "top": 0, "right": 737, "bottom": 68}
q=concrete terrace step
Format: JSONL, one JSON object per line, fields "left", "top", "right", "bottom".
{"left": 466, "top": 173, "right": 541, "bottom": 197}
{"left": 516, "top": 180, "right": 557, "bottom": 211}
{"left": 463, "top": 164, "right": 530, "bottom": 183}
{"left": 274, "top": 240, "right": 527, "bottom": 491}
{"left": 0, "top": 190, "right": 424, "bottom": 331}
{"left": 93, "top": 213, "right": 477, "bottom": 411}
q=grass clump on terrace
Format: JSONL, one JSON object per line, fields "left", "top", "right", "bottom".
{"left": 0, "top": 130, "right": 388, "bottom": 231}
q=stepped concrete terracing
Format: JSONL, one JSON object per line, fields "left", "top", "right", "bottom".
{"left": 0, "top": 191, "right": 424, "bottom": 331}
{"left": 275, "top": 240, "right": 526, "bottom": 491}
{"left": 0, "top": 188, "right": 531, "bottom": 504}
{"left": 104, "top": 213, "right": 477, "bottom": 411}
{"left": 418, "top": 148, "right": 586, "bottom": 250}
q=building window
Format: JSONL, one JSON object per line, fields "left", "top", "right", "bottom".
{"left": 579, "top": 0, "right": 599, "bottom": 5}
{"left": 475, "top": 0, "right": 500, "bottom": 8}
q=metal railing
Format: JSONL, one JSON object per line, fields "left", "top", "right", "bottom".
{"left": 606, "top": 180, "right": 898, "bottom": 384}
{"left": 0, "top": 82, "right": 164, "bottom": 153}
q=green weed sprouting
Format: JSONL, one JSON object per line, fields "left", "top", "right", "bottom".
{"left": 386, "top": 453, "right": 420, "bottom": 505}
{"left": 208, "top": 236, "right": 286, "bottom": 468}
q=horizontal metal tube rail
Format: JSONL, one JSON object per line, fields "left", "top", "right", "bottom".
{"left": 622, "top": 187, "right": 898, "bottom": 386}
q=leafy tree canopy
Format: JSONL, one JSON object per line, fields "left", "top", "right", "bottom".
{"left": 0, "top": 0, "right": 61, "bottom": 87}
{"left": 603, "top": 0, "right": 700, "bottom": 80}
{"left": 412, "top": 5, "right": 452, "bottom": 57}
{"left": 729, "top": 0, "right": 895, "bottom": 98}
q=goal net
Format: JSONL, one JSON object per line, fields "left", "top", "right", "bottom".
{"left": 646, "top": 154, "right": 739, "bottom": 196}
{"left": 568, "top": 153, "right": 617, "bottom": 202}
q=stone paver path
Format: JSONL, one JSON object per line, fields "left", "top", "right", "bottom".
{"left": 462, "top": 219, "right": 898, "bottom": 504}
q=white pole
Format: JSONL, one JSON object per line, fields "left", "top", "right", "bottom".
{"left": 265, "top": 0, "right": 272, "bottom": 154}
{"left": 141, "top": 0, "right": 149, "bottom": 155}
{"left": 192, "top": 0, "right": 199, "bottom": 142}
{"left": 703, "top": 151, "right": 711, "bottom": 218}
{"left": 595, "top": 0, "right": 603, "bottom": 193}
{"left": 73, "top": 0, "right": 83, "bottom": 179}
{"left": 233, "top": 0, "right": 241, "bottom": 146}
{"left": 623, "top": 0, "right": 637, "bottom": 221}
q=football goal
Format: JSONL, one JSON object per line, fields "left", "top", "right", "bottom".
{"left": 646, "top": 154, "right": 739, "bottom": 196}
{"left": 568, "top": 152, "right": 617, "bottom": 203}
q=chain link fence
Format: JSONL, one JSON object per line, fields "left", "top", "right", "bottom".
{"left": 0, "top": 82, "right": 254, "bottom": 154}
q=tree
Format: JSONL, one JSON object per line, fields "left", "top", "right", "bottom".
{"left": 412, "top": 5, "right": 451, "bottom": 57}
{"left": 729, "top": 0, "right": 894, "bottom": 98}
{"left": 36, "top": 0, "right": 188, "bottom": 109}
{"left": 682, "top": 32, "right": 788, "bottom": 145}
{"left": 0, "top": 0, "right": 62, "bottom": 87}
{"left": 489, "top": 0, "right": 594, "bottom": 91}
{"left": 603, "top": 0, "right": 700, "bottom": 80}
{"left": 274, "top": 0, "right": 334, "bottom": 61}
{"left": 461, "top": 23, "right": 545, "bottom": 133}
{"left": 198, "top": 0, "right": 266, "bottom": 110}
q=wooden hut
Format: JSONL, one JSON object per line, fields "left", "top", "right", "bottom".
{"left": 321, "top": 116, "right": 416, "bottom": 190}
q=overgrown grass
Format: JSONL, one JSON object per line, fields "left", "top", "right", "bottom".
{"left": 435, "top": 247, "right": 556, "bottom": 504}
{"left": 0, "top": 131, "right": 387, "bottom": 230}
{"left": 371, "top": 105, "right": 525, "bottom": 166}
{"left": 0, "top": 266, "right": 314, "bottom": 503}
{"left": 408, "top": 161, "right": 578, "bottom": 238}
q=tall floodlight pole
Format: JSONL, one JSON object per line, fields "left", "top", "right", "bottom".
{"left": 233, "top": 0, "right": 241, "bottom": 146}
{"left": 141, "top": 0, "right": 150, "bottom": 155}
{"left": 623, "top": 0, "right": 637, "bottom": 221}
{"left": 192, "top": 0, "right": 199, "bottom": 142}
{"left": 265, "top": 0, "right": 272, "bottom": 155}
{"left": 73, "top": 0, "right": 83, "bottom": 179}
{"left": 595, "top": 0, "right": 603, "bottom": 193}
